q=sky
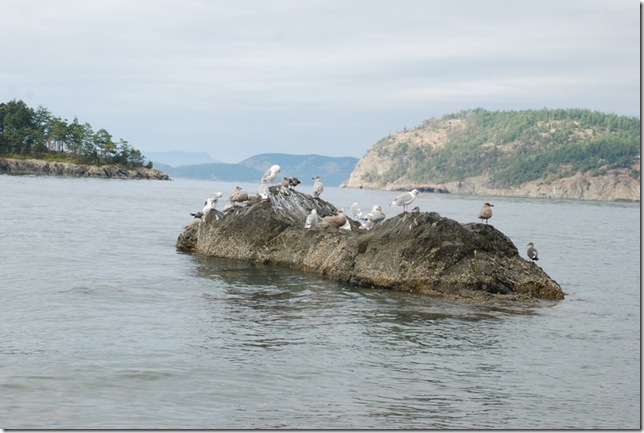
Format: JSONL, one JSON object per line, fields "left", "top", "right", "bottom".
{"left": 1, "top": 0, "right": 639, "bottom": 163}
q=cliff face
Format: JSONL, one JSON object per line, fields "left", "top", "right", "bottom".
{"left": 0, "top": 158, "right": 170, "bottom": 180}
{"left": 440, "top": 168, "right": 640, "bottom": 201}
{"left": 177, "top": 187, "right": 563, "bottom": 301}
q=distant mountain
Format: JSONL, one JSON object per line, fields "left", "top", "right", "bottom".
{"left": 239, "top": 153, "right": 359, "bottom": 186}
{"left": 151, "top": 153, "right": 359, "bottom": 185}
{"left": 146, "top": 151, "right": 220, "bottom": 167}
{"left": 155, "top": 162, "right": 263, "bottom": 181}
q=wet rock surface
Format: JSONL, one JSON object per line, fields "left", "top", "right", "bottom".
{"left": 177, "top": 186, "right": 563, "bottom": 301}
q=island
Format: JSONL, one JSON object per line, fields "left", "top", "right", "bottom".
{"left": 177, "top": 186, "right": 563, "bottom": 301}
{"left": 0, "top": 157, "right": 170, "bottom": 180}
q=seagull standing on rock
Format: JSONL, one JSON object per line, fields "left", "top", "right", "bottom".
{"left": 389, "top": 189, "right": 419, "bottom": 212}
{"left": 192, "top": 192, "right": 223, "bottom": 217}
{"left": 312, "top": 175, "right": 324, "bottom": 198}
{"left": 527, "top": 242, "right": 539, "bottom": 261}
{"left": 288, "top": 177, "right": 301, "bottom": 189}
{"left": 202, "top": 197, "right": 217, "bottom": 218}
{"left": 478, "top": 202, "right": 494, "bottom": 224}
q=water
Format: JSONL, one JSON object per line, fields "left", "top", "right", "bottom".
{"left": 0, "top": 175, "right": 639, "bottom": 429}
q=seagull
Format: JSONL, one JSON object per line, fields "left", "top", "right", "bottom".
{"left": 229, "top": 186, "right": 249, "bottom": 203}
{"left": 192, "top": 192, "right": 222, "bottom": 218}
{"left": 389, "top": 189, "right": 419, "bottom": 212}
{"left": 478, "top": 202, "right": 494, "bottom": 224}
{"left": 288, "top": 177, "right": 301, "bottom": 189}
{"left": 350, "top": 202, "right": 364, "bottom": 220}
{"left": 365, "top": 205, "right": 386, "bottom": 225}
{"left": 411, "top": 206, "right": 420, "bottom": 213}
{"left": 312, "top": 175, "right": 324, "bottom": 198}
{"left": 359, "top": 205, "right": 385, "bottom": 230}
{"left": 202, "top": 197, "right": 217, "bottom": 216}
{"left": 261, "top": 164, "right": 281, "bottom": 183}
{"left": 527, "top": 242, "right": 539, "bottom": 261}
{"left": 304, "top": 209, "right": 320, "bottom": 229}
{"left": 321, "top": 209, "right": 347, "bottom": 232}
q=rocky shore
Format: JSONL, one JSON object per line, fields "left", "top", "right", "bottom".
{"left": 177, "top": 186, "right": 563, "bottom": 301}
{"left": 0, "top": 157, "right": 170, "bottom": 180}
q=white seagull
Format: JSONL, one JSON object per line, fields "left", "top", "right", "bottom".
{"left": 202, "top": 197, "right": 217, "bottom": 217}
{"left": 304, "top": 209, "right": 320, "bottom": 229}
{"left": 350, "top": 202, "right": 364, "bottom": 220}
{"left": 261, "top": 165, "right": 281, "bottom": 183}
{"left": 366, "top": 205, "right": 385, "bottom": 224}
{"left": 360, "top": 204, "right": 385, "bottom": 229}
{"left": 389, "top": 189, "right": 419, "bottom": 212}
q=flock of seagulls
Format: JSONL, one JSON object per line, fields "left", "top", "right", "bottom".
{"left": 189, "top": 163, "right": 541, "bottom": 263}
{"left": 278, "top": 176, "right": 302, "bottom": 189}
{"left": 349, "top": 203, "right": 386, "bottom": 230}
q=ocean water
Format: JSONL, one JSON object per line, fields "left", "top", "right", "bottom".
{"left": 0, "top": 174, "right": 640, "bottom": 429}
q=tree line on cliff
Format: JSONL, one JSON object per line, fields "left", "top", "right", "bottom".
{"left": 0, "top": 99, "right": 151, "bottom": 169}
{"left": 365, "top": 108, "right": 640, "bottom": 187}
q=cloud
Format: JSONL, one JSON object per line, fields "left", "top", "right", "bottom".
{"left": 0, "top": 0, "right": 638, "bottom": 163}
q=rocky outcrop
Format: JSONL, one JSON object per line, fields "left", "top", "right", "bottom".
{"left": 177, "top": 186, "right": 563, "bottom": 301}
{"left": 0, "top": 157, "right": 170, "bottom": 180}
{"left": 438, "top": 169, "right": 640, "bottom": 201}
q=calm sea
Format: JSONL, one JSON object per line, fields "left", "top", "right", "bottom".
{"left": 0, "top": 174, "right": 640, "bottom": 429}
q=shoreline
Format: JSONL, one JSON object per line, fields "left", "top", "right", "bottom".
{"left": 0, "top": 157, "right": 171, "bottom": 180}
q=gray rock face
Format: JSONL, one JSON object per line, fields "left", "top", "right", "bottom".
{"left": 177, "top": 186, "right": 563, "bottom": 301}
{"left": 0, "top": 158, "right": 170, "bottom": 180}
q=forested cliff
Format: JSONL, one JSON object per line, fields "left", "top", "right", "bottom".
{"left": 344, "top": 109, "right": 640, "bottom": 201}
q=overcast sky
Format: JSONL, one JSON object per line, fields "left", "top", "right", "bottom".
{"left": 1, "top": 0, "right": 639, "bottom": 163}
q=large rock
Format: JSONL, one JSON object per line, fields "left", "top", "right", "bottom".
{"left": 177, "top": 186, "right": 563, "bottom": 301}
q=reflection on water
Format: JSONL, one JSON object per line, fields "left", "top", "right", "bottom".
{"left": 184, "top": 251, "right": 590, "bottom": 428}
